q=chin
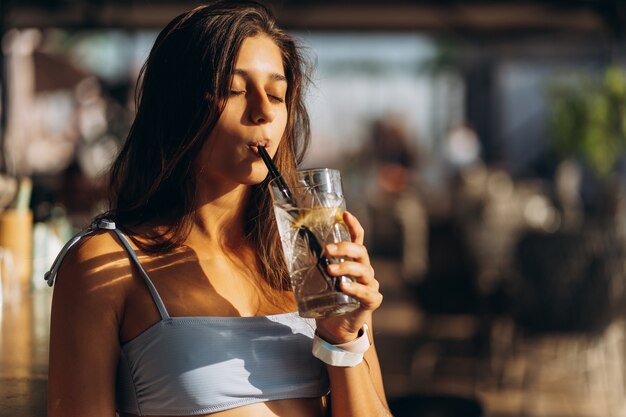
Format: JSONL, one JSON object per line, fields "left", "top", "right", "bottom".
{"left": 249, "top": 175, "right": 269, "bottom": 186}
{"left": 244, "top": 166, "right": 270, "bottom": 186}
{"left": 237, "top": 172, "right": 267, "bottom": 186}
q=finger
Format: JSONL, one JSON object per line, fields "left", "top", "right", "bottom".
{"left": 328, "top": 262, "right": 378, "bottom": 287}
{"left": 326, "top": 241, "right": 370, "bottom": 264}
{"left": 340, "top": 281, "right": 383, "bottom": 310}
{"left": 343, "top": 211, "right": 365, "bottom": 245}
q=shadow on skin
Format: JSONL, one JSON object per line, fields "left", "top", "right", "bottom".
{"left": 70, "top": 239, "right": 240, "bottom": 338}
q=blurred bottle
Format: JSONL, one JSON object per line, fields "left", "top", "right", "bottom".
{"left": 0, "top": 177, "right": 33, "bottom": 291}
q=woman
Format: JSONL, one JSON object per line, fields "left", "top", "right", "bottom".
{"left": 47, "top": 1, "right": 390, "bottom": 416}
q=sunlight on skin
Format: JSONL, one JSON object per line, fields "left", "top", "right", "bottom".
{"left": 83, "top": 248, "right": 192, "bottom": 293}
{"left": 81, "top": 244, "right": 280, "bottom": 319}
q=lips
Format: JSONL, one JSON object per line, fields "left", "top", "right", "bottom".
{"left": 247, "top": 139, "right": 271, "bottom": 155}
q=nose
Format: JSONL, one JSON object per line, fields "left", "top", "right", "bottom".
{"left": 249, "top": 91, "right": 276, "bottom": 125}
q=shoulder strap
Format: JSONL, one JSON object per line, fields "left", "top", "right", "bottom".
{"left": 44, "top": 218, "right": 113, "bottom": 287}
{"left": 110, "top": 228, "right": 170, "bottom": 320}
{"left": 45, "top": 218, "right": 170, "bottom": 320}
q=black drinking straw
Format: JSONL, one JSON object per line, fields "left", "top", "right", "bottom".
{"left": 257, "top": 146, "right": 337, "bottom": 289}
{"left": 258, "top": 146, "right": 293, "bottom": 202}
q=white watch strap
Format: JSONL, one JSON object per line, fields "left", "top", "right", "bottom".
{"left": 312, "top": 324, "right": 371, "bottom": 367}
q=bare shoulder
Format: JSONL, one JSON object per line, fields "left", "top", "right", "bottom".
{"left": 52, "top": 230, "right": 134, "bottom": 315}
{"left": 48, "top": 230, "right": 131, "bottom": 416}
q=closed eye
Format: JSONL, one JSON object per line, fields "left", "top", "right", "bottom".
{"left": 268, "top": 94, "right": 285, "bottom": 103}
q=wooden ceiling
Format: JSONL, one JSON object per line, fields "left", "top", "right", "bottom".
{"left": 2, "top": 0, "right": 625, "bottom": 39}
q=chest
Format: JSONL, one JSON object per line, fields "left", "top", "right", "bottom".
{"left": 120, "top": 248, "right": 296, "bottom": 343}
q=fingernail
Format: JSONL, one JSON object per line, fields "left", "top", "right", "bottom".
{"left": 342, "top": 281, "right": 351, "bottom": 288}
{"left": 326, "top": 244, "right": 337, "bottom": 252}
{"left": 328, "top": 263, "right": 339, "bottom": 271}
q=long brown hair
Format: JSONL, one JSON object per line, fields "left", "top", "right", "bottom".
{"left": 105, "top": 0, "right": 311, "bottom": 290}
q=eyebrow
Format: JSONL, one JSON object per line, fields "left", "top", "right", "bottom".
{"left": 232, "top": 68, "right": 287, "bottom": 83}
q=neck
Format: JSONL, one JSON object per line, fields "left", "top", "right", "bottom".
{"left": 187, "top": 184, "right": 250, "bottom": 250}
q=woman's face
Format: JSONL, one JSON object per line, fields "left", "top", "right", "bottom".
{"left": 198, "top": 34, "right": 289, "bottom": 188}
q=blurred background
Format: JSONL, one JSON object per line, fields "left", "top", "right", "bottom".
{"left": 2, "top": 1, "right": 626, "bottom": 416}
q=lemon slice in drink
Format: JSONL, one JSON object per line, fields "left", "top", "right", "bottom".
{"left": 291, "top": 207, "right": 343, "bottom": 230}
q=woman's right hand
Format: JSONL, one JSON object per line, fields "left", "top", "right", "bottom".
{"left": 314, "top": 211, "right": 383, "bottom": 345}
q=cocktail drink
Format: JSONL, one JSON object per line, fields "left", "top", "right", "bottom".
{"left": 270, "top": 168, "right": 360, "bottom": 318}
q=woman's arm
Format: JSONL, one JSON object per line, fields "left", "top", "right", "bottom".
{"left": 48, "top": 233, "right": 127, "bottom": 417}
{"left": 316, "top": 212, "right": 392, "bottom": 417}
{"left": 325, "top": 323, "right": 391, "bottom": 417}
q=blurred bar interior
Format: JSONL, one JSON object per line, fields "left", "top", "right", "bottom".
{"left": 2, "top": 1, "right": 626, "bottom": 416}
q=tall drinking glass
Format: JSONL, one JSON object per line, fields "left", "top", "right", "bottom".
{"left": 270, "top": 168, "right": 360, "bottom": 318}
